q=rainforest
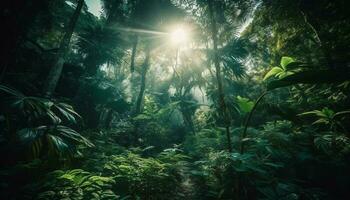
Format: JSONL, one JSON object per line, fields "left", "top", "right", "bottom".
{"left": 1, "top": 0, "right": 350, "bottom": 199}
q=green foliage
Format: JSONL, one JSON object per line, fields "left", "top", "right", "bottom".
{"left": 189, "top": 149, "right": 312, "bottom": 199}
{"left": 236, "top": 96, "right": 254, "bottom": 114}
{"left": 314, "top": 133, "right": 350, "bottom": 155}
{"left": 263, "top": 56, "right": 299, "bottom": 80}
{"left": 263, "top": 56, "right": 350, "bottom": 93}
{"left": 299, "top": 107, "right": 350, "bottom": 125}
{"left": 186, "top": 120, "right": 337, "bottom": 199}
{"left": 299, "top": 107, "right": 350, "bottom": 133}
{"left": 0, "top": 85, "right": 81, "bottom": 125}
{"left": 133, "top": 95, "right": 187, "bottom": 124}
{"left": 35, "top": 169, "right": 118, "bottom": 200}
{"left": 280, "top": 56, "right": 295, "bottom": 69}
{"left": 0, "top": 85, "right": 92, "bottom": 160}
{"left": 220, "top": 38, "right": 249, "bottom": 79}
{"left": 18, "top": 125, "right": 93, "bottom": 159}
{"left": 263, "top": 66, "right": 285, "bottom": 80}
{"left": 78, "top": 129, "right": 127, "bottom": 172}
{"left": 2, "top": 0, "right": 350, "bottom": 199}
{"left": 183, "top": 128, "right": 227, "bottom": 157}
{"left": 103, "top": 151, "right": 185, "bottom": 199}
{"left": 77, "top": 23, "right": 124, "bottom": 75}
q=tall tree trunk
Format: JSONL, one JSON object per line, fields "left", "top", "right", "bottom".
{"left": 300, "top": 10, "right": 334, "bottom": 69}
{"left": 105, "top": 2, "right": 120, "bottom": 26}
{"left": 207, "top": 0, "right": 232, "bottom": 153}
{"left": 181, "top": 108, "right": 196, "bottom": 135}
{"left": 43, "top": 0, "right": 84, "bottom": 97}
{"left": 135, "top": 44, "right": 151, "bottom": 114}
{"left": 130, "top": 34, "right": 139, "bottom": 73}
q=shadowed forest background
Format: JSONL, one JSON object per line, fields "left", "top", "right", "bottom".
{"left": 1, "top": 0, "right": 350, "bottom": 199}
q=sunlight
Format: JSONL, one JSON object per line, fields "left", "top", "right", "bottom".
{"left": 170, "top": 26, "right": 189, "bottom": 45}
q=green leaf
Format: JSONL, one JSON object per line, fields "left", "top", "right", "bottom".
{"left": 55, "top": 125, "right": 94, "bottom": 147}
{"left": 236, "top": 96, "right": 254, "bottom": 113}
{"left": 0, "top": 84, "right": 25, "bottom": 98}
{"left": 298, "top": 110, "right": 326, "bottom": 118}
{"left": 284, "top": 61, "right": 309, "bottom": 70}
{"left": 133, "top": 114, "right": 152, "bottom": 121}
{"left": 54, "top": 103, "right": 81, "bottom": 123}
{"left": 280, "top": 56, "right": 294, "bottom": 69}
{"left": 277, "top": 71, "right": 293, "bottom": 78}
{"left": 46, "top": 109, "right": 62, "bottom": 124}
{"left": 334, "top": 110, "right": 350, "bottom": 118}
{"left": 314, "top": 135, "right": 332, "bottom": 151}
{"left": 265, "top": 162, "right": 284, "bottom": 168}
{"left": 263, "top": 67, "right": 283, "bottom": 80}
{"left": 17, "top": 126, "right": 46, "bottom": 145}
{"left": 312, "top": 118, "right": 329, "bottom": 125}
{"left": 321, "top": 107, "right": 334, "bottom": 118}
{"left": 47, "top": 134, "right": 69, "bottom": 154}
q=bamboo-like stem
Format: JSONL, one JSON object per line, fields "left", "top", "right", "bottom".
{"left": 240, "top": 91, "right": 268, "bottom": 154}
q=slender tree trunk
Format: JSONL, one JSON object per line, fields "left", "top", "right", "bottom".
{"left": 105, "top": 2, "right": 120, "bottom": 26}
{"left": 135, "top": 44, "right": 151, "bottom": 114}
{"left": 43, "top": 0, "right": 84, "bottom": 97}
{"left": 182, "top": 110, "right": 196, "bottom": 135}
{"left": 130, "top": 34, "right": 139, "bottom": 73}
{"left": 207, "top": 0, "right": 232, "bottom": 152}
{"left": 240, "top": 91, "right": 267, "bottom": 154}
{"left": 300, "top": 11, "right": 334, "bottom": 69}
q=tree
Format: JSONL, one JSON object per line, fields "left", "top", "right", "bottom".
{"left": 76, "top": 23, "right": 123, "bottom": 76}
{"left": 207, "top": 0, "right": 232, "bottom": 152}
{"left": 131, "top": 0, "right": 184, "bottom": 114}
{"left": 135, "top": 43, "right": 151, "bottom": 114}
{"left": 43, "top": 0, "right": 85, "bottom": 97}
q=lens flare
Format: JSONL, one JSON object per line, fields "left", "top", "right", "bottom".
{"left": 170, "top": 27, "right": 188, "bottom": 45}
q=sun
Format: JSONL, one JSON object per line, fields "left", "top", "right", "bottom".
{"left": 170, "top": 27, "right": 189, "bottom": 45}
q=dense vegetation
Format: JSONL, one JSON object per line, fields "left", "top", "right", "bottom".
{"left": 1, "top": 0, "right": 350, "bottom": 199}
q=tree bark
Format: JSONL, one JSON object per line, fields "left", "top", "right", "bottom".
{"left": 135, "top": 44, "right": 151, "bottom": 114}
{"left": 130, "top": 34, "right": 139, "bottom": 73}
{"left": 207, "top": 0, "right": 232, "bottom": 152}
{"left": 43, "top": 0, "right": 85, "bottom": 97}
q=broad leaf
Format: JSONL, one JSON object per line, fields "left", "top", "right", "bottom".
{"left": 47, "top": 134, "right": 69, "bottom": 154}
{"left": 280, "top": 56, "right": 294, "bottom": 69}
{"left": 263, "top": 67, "right": 283, "bottom": 80}
{"left": 54, "top": 103, "right": 81, "bottom": 123}
{"left": 55, "top": 125, "right": 94, "bottom": 147}
{"left": 236, "top": 96, "right": 254, "bottom": 113}
{"left": 17, "top": 126, "right": 46, "bottom": 145}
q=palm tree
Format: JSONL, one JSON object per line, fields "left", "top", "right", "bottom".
{"left": 76, "top": 23, "right": 124, "bottom": 76}
{"left": 207, "top": 0, "right": 232, "bottom": 152}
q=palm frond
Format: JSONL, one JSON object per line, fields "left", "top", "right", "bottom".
{"left": 0, "top": 85, "right": 25, "bottom": 98}
{"left": 53, "top": 102, "right": 82, "bottom": 123}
